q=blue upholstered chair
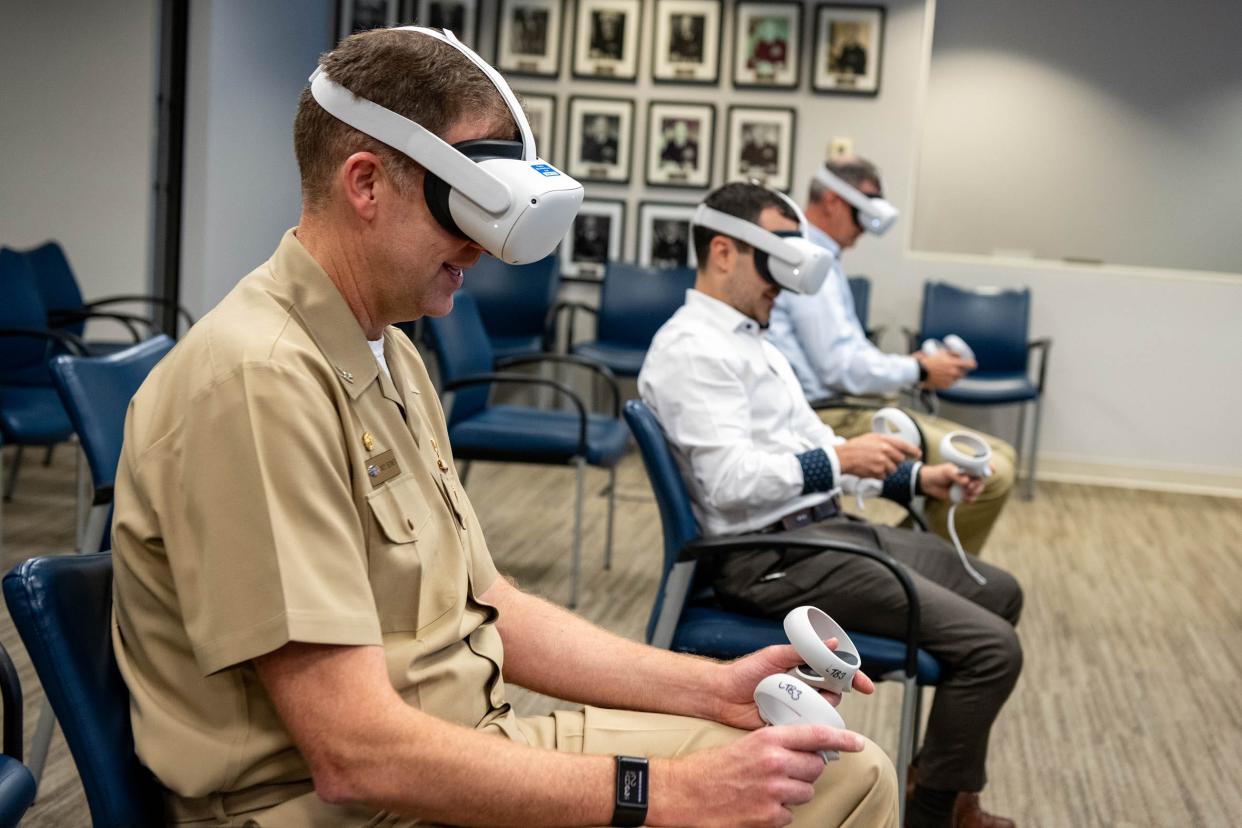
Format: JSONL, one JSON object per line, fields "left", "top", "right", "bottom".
{"left": 425, "top": 292, "right": 629, "bottom": 608}
{"left": 563, "top": 264, "right": 696, "bottom": 377}
{"left": 462, "top": 254, "right": 560, "bottom": 361}
{"left": 0, "top": 248, "right": 87, "bottom": 501}
{"left": 847, "top": 275, "right": 885, "bottom": 346}
{"left": 623, "top": 399, "right": 941, "bottom": 810}
{"left": 916, "top": 282, "right": 1051, "bottom": 498}
{"left": 21, "top": 240, "right": 194, "bottom": 342}
{"left": 0, "top": 643, "right": 35, "bottom": 827}
{"left": 49, "top": 336, "right": 176, "bottom": 555}
{"left": 4, "top": 553, "right": 163, "bottom": 826}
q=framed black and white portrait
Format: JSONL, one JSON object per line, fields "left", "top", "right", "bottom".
{"left": 732, "top": 2, "right": 802, "bottom": 89}
{"left": 646, "top": 102, "right": 715, "bottom": 189}
{"left": 408, "top": 0, "right": 479, "bottom": 45}
{"left": 573, "top": 0, "right": 642, "bottom": 81}
{"left": 517, "top": 92, "right": 557, "bottom": 164}
{"left": 339, "top": 0, "right": 398, "bottom": 39}
{"left": 496, "top": 0, "right": 565, "bottom": 78}
{"left": 725, "top": 105, "right": 796, "bottom": 191}
{"left": 562, "top": 199, "right": 625, "bottom": 280}
{"left": 565, "top": 97, "right": 634, "bottom": 184}
{"left": 812, "top": 4, "right": 885, "bottom": 95}
{"left": 651, "top": 0, "right": 722, "bottom": 84}
{"left": 638, "top": 202, "right": 699, "bottom": 270}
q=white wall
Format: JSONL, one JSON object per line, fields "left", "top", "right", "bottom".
{"left": 0, "top": 0, "right": 157, "bottom": 307}
{"left": 180, "top": 0, "right": 334, "bottom": 317}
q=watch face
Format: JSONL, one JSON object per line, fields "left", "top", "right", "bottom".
{"left": 613, "top": 756, "right": 649, "bottom": 826}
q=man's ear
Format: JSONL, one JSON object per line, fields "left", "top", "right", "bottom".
{"left": 340, "top": 151, "right": 382, "bottom": 222}
{"left": 709, "top": 234, "right": 736, "bottom": 272}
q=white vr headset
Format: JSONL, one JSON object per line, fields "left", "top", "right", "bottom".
{"left": 690, "top": 191, "right": 833, "bottom": 295}
{"left": 308, "top": 27, "right": 584, "bottom": 264}
{"left": 814, "top": 167, "right": 900, "bottom": 236}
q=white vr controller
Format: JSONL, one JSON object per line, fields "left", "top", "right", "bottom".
{"left": 753, "top": 607, "right": 860, "bottom": 763}
{"left": 940, "top": 431, "right": 992, "bottom": 504}
{"left": 921, "top": 334, "right": 976, "bottom": 364}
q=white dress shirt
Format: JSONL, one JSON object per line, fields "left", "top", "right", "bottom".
{"left": 638, "top": 290, "right": 850, "bottom": 537}
{"left": 766, "top": 224, "right": 919, "bottom": 401}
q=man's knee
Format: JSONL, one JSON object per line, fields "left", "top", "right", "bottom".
{"left": 984, "top": 565, "right": 1024, "bottom": 624}
{"left": 974, "top": 620, "right": 1024, "bottom": 691}
{"left": 802, "top": 737, "right": 898, "bottom": 827}
{"left": 980, "top": 444, "right": 1016, "bottom": 501}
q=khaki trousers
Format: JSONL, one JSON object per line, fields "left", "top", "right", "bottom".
{"left": 182, "top": 707, "right": 899, "bottom": 827}
{"left": 818, "top": 406, "right": 1016, "bottom": 555}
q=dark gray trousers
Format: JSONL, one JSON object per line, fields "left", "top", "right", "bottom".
{"left": 712, "top": 517, "right": 1023, "bottom": 792}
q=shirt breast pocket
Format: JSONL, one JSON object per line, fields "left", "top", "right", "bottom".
{"left": 365, "top": 473, "right": 459, "bottom": 633}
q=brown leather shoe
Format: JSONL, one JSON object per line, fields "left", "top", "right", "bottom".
{"left": 952, "top": 792, "right": 1015, "bottom": 828}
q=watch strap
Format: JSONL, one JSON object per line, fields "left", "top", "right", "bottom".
{"left": 612, "top": 755, "right": 648, "bottom": 827}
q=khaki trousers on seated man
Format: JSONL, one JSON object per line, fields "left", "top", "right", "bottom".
{"left": 818, "top": 403, "right": 1016, "bottom": 555}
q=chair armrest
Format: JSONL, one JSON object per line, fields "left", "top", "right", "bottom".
{"left": 683, "top": 532, "right": 922, "bottom": 678}
{"left": 48, "top": 308, "right": 153, "bottom": 342}
{"left": 0, "top": 327, "right": 91, "bottom": 356}
{"left": 85, "top": 295, "right": 195, "bottom": 333}
{"left": 0, "top": 644, "right": 23, "bottom": 761}
{"left": 1027, "top": 338, "right": 1052, "bottom": 394}
{"left": 443, "top": 372, "right": 589, "bottom": 457}
{"left": 902, "top": 326, "right": 922, "bottom": 354}
{"left": 495, "top": 353, "right": 621, "bottom": 417}
{"left": 865, "top": 325, "right": 886, "bottom": 346}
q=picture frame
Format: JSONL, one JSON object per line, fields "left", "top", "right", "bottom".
{"left": 812, "top": 4, "right": 885, "bottom": 95}
{"left": 638, "top": 202, "right": 699, "bottom": 270}
{"left": 724, "top": 105, "right": 797, "bottom": 192}
{"left": 651, "top": 0, "right": 722, "bottom": 85}
{"left": 565, "top": 96, "right": 635, "bottom": 184}
{"left": 517, "top": 92, "right": 558, "bottom": 165}
{"left": 338, "top": 0, "right": 398, "bottom": 40}
{"left": 732, "top": 2, "right": 802, "bottom": 89}
{"left": 562, "top": 199, "right": 626, "bottom": 280}
{"left": 495, "top": 0, "right": 565, "bottom": 78}
{"left": 645, "top": 101, "right": 715, "bottom": 189}
{"left": 572, "top": 0, "right": 643, "bottom": 81}
{"left": 406, "top": 0, "right": 479, "bottom": 46}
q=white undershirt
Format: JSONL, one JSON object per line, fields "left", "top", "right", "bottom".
{"left": 368, "top": 338, "right": 390, "bottom": 379}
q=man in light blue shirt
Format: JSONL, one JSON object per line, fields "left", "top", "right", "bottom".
{"left": 767, "top": 157, "right": 1016, "bottom": 555}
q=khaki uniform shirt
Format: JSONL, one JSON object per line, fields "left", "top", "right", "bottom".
{"left": 111, "top": 229, "right": 517, "bottom": 806}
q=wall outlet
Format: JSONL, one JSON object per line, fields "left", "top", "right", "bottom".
{"left": 829, "top": 137, "right": 853, "bottom": 159}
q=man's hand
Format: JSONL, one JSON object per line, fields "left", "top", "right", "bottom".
{"left": 918, "top": 462, "right": 985, "bottom": 503}
{"left": 652, "top": 725, "right": 867, "bottom": 827}
{"left": 915, "top": 350, "right": 974, "bottom": 389}
{"left": 836, "top": 433, "right": 920, "bottom": 480}
{"left": 711, "top": 643, "right": 875, "bottom": 730}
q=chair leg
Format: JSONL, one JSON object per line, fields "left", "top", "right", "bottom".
{"left": 42, "top": 445, "right": 55, "bottom": 466}
{"left": 82, "top": 503, "right": 111, "bottom": 555}
{"left": 603, "top": 466, "right": 617, "bottom": 571}
{"left": 1014, "top": 402, "right": 1028, "bottom": 497}
{"left": 28, "top": 699, "right": 56, "bottom": 791}
{"left": 1026, "top": 396, "right": 1045, "bottom": 500}
{"left": 896, "top": 676, "right": 920, "bottom": 827}
{"left": 570, "top": 458, "right": 585, "bottom": 609}
{"left": 459, "top": 460, "right": 472, "bottom": 487}
{"left": 3, "top": 446, "right": 23, "bottom": 502}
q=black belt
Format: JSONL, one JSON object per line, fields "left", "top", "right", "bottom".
{"left": 761, "top": 498, "right": 840, "bottom": 533}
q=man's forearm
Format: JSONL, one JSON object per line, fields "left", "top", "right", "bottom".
{"left": 485, "top": 578, "right": 727, "bottom": 721}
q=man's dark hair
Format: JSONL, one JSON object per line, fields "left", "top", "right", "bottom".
{"left": 692, "top": 182, "right": 797, "bottom": 269}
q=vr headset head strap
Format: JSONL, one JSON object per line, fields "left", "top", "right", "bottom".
{"left": 691, "top": 204, "right": 805, "bottom": 269}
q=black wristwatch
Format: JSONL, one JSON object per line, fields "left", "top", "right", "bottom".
{"left": 916, "top": 358, "right": 929, "bottom": 383}
{"left": 612, "top": 755, "right": 648, "bottom": 826}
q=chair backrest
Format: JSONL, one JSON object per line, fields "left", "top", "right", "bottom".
{"left": 49, "top": 335, "right": 176, "bottom": 493}
{"left": 622, "top": 400, "right": 703, "bottom": 643}
{"left": 920, "top": 281, "right": 1031, "bottom": 374}
{"left": 847, "top": 275, "right": 871, "bottom": 331}
{"left": 0, "top": 247, "right": 57, "bottom": 387}
{"left": 3, "top": 553, "right": 163, "bottom": 827}
{"left": 463, "top": 254, "right": 559, "bottom": 343}
{"left": 596, "top": 264, "right": 695, "bottom": 348}
{"left": 424, "top": 291, "right": 496, "bottom": 425}
{"left": 23, "top": 241, "right": 87, "bottom": 335}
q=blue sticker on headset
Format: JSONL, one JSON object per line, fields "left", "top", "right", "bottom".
{"left": 531, "top": 163, "right": 560, "bottom": 177}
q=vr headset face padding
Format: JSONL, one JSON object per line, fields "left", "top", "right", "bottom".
{"left": 423, "top": 139, "right": 524, "bottom": 239}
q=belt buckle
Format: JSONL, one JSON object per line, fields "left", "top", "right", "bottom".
{"left": 780, "top": 509, "right": 813, "bottom": 531}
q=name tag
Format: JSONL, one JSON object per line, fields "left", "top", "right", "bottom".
{"left": 366, "top": 449, "right": 400, "bottom": 488}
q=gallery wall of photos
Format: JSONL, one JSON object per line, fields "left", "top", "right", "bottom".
{"left": 339, "top": 0, "right": 886, "bottom": 282}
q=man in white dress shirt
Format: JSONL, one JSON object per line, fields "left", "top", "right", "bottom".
{"left": 766, "top": 157, "right": 1016, "bottom": 556}
{"left": 639, "top": 182, "right": 1022, "bottom": 828}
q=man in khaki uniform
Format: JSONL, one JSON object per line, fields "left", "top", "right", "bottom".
{"left": 765, "top": 157, "right": 1017, "bottom": 556}
{"left": 111, "top": 28, "right": 898, "bottom": 827}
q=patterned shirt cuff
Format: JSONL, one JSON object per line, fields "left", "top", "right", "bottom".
{"left": 882, "top": 460, "right": 922, "bottom": 505}
{"left": 797, "top": 448, "right": 837, "bottom": 495}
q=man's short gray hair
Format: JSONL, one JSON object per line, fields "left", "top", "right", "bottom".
{"left": 808, "top": 156, "right": 882, "bottom": 203}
